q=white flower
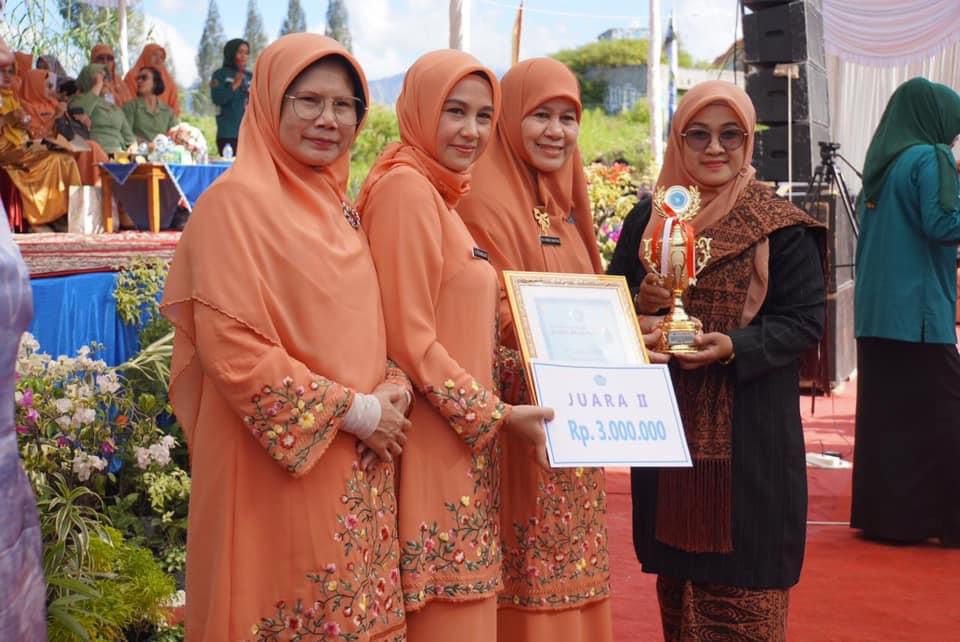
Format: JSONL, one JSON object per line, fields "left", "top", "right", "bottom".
{"left": 71, "top": 452, "right": 105, "bottom": 481}
{"left": 149, "top": 443, "right": 171, "bottom": 467}
{"left": 53, "top": 398, "right": 73, "bottom": 414}
{"left": 76, "top": 383, "right": 94, "bottom": 400}
{"left": 90, "top": 455, "right": 107, "bottom": 472}
{"left": 74, "top": 407, "right": 96, "bottom": 425}
{"left": 14, "top": 390, "right": 22, "bottom": 403}
{"left": 76, "top": 346, "right": 90, "bottom": 358}
{"left": 55, "top": 415, "right": 72, "bottom": 430}
{"left": 134, "top": 447, "right": 153, "bottom": 470}
{"left": 161, "top": 435, "right": 176, "bottom": 449}
{"left": 96, "top": 373, "right": 121, "bottom": 394}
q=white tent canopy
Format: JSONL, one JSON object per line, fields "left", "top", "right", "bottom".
{"left": 822, "top": 0, "right": 960, "bottom": 191}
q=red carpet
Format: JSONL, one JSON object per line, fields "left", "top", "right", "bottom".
{"left": 14, "top": 231, "right": 180, "bottom": 276}
{"left": 607, "top": 378, "right": 960, "bottom": 641}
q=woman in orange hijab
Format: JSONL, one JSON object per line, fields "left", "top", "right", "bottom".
{"left": 161, "top": 33, "right": 411, "bottom": 640}
{"left": 124, "top": 44, "right": 178, "bottom": 114}
{"left": 91, "top": 43, "right": 133, "bottom": 107}
{"left": 18, "top": 69, "right": 108, "bottom": 186}
{"left": 357, "top": 51, "right": 554, "bottom": 642}
{"left": 608, "top": 80, "right": 825, "bottom": 640}
{"left": 457, "top": 57, "right": 614, "bottom": 642}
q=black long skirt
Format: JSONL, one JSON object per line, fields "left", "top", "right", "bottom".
{"left": 851, "top": 337, "right": 960, "bottom": 545}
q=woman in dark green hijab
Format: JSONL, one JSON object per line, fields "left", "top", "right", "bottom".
{"left": 852, "top": 77, "right": 960, "bottom": 549}
{"left": 210, "top": 38, "right": 251, "bottom": 156}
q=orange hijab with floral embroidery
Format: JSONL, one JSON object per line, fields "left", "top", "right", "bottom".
{"left": 355, "top": 50, "right": 501, "bottom": 212}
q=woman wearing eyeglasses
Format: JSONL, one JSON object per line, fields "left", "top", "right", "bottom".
{"left": 161, "top": 33, "right": 411, "bottom": 640}
{"left": 210, "top": 39, "right": 252, "bottom": 156}
{"left": 608, "top": 81, "right": 825, "bottom": 641}
{"left": 124, "top": 44, "right": 179, "bottom": 116}
{"left": 123, "top": 66, "right": 178, "bottom": 143}
{"left": 90, "top": 44, "right": 133, "bottom": 107}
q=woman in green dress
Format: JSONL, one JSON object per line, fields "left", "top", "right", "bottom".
{"left": 210, "top": 38, "right": 251, "bottom": 155}
{"left": 123, "top": 66, "right": 178, "bottom": 143}
{"left": 68, "top": 64, "right": 135, "bottom": 154}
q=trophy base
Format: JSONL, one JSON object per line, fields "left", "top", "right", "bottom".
{"left": 660, "top": 324, "right": 700, "bottom": 354}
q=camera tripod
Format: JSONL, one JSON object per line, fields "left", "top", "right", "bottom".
{"left": 801, "top": 141, "right": 861, "bottom": 239}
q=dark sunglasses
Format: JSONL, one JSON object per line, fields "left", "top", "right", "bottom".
{"left": 681, "top": 127, "right": 748, "bottom": 152}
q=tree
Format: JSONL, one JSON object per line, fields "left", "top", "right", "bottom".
{"left": 196, "top": 0, "right": 225, "bottom": 87}
{"left": 551, "top": 39, "right": 697, "bottom": 109}
{"left": 279, "top": 0, "right": 307, "bottom": 37}
{"left": 243, "top": 0, "right": 268, "bottom": 62}
{"left": 47, "top": 0, "right": 149, "bottom": 72}
{"left": 193, "top": 0, "right": 225, "bottom": 115}
{"left": 325, "top": 0, "right": 352, "bottom": 53}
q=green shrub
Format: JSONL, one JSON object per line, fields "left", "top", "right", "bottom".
{"left": 578, "top": 105, "right": 654, "bottom": 176}
{"left": 349, "top": 104, "right": 400, "bottom": 197}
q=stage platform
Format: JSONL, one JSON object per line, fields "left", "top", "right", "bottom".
{"left": 15, "top": 231, "right": 180, "bottom": 278}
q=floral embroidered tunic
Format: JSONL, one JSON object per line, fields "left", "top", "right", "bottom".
{"left": 362, "top": 166, "right": 509, "bottom": 613}
{"left": 161, "top": 35, "right": 409, "bottom": 642}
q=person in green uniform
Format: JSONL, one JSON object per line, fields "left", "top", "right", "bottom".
{"left": 68, "top": 64, "right": 136, "bottom": 153}
{"left": 123, "top": 66, "right": 178, "bottom": 143}
{"left": 210, "top": 38, "right": 251, "bottom": 156}
{"left": 851, "top": 77, "right": 960, "bottom": 548}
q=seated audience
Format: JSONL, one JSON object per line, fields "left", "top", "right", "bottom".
{"left": 69, "top": 64, "right": 136, "bottom": 154}
{"left": 124, "top": 44, "right": 179, "bottom": 115}
{"left": 123, "top": 66, "right": 178, "bottom": 143}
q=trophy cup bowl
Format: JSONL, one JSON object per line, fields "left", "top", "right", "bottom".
{"left": 641, "top": 186, "right": 711, "bottom": 354}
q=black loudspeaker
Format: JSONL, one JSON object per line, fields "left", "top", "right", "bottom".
{"left": 746, "top": 62, "right": 830, "bottom": 126}
{"left": 744, "top": 0, "right": 822, "bottom": 10}
{"left": 743, "top": 1, "right": 826, "bottom": 69}
{"left": 753, "top": 121, "right": 830, "bottom": 183}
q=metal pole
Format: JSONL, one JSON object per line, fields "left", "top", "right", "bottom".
{"left": 118, "top": 0, "right": 129, "bottom": 74}
{"left": 774, "top": 63, "right": 799, "bottom": 200}
{"left": 449, "top": 0, "right": 471, "bottom": 52}
{"left": 648, "top": 0, "right": 663, "bottom": 168}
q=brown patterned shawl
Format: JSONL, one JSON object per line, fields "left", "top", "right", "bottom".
{"left": 655, "top": 180, "right": 822, "bottom": 553}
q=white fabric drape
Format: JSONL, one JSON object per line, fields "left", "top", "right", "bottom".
{"left": 826, "top": 40, "right": 960, "bottom": 195}
{"left": 823, "top": 0, "right": 960, "bottom": 67}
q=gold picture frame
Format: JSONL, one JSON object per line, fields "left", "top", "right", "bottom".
{"left": 503, "top": 271, "right": 650, "bottom": 404}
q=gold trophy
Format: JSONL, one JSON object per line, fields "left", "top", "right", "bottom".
{"left": 640, "top": 185, "right": 712, "bottom": 353}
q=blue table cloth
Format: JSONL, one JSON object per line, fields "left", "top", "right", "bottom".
{"left": 101, "top": 163, "right": 230, "bottom": 231}
{"left": 28, "top": 273, "right": 138, "bottom": 366}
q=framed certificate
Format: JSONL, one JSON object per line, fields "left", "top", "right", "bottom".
{"left": 503, "top": 271, "right": 689, "bottom": 468}
{"left": 503, "top": 271, "right": 649, "bottom": 397}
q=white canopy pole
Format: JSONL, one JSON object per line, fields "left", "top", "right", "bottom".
{"left": 449, "top": 0, "right": 472, "bottom": 52}
{"left": 648, "top": 0, "right": 663, "bottom": 168}
{"left": 118, "top": 0, "right": 129, "bottom": 74}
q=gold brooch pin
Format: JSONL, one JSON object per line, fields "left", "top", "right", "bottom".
{"left": 533, "top": 207, "right": 550, "bottom": 234}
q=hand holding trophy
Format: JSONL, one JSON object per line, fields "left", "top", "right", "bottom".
{"left": 640, "top": 185, "right": 712, "bottom": 353}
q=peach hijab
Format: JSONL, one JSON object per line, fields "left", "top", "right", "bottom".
{"left": 161, "top": 34, "right": 376, "bottom": 445}
{"left": 644, "top": 80, "right": 767, "bottom": 325}
{"left": 356, "top": 49, "right": 501, "bottom": 211}
{"left": 464, "top": 57, "right": 602, "bottom": 273}
{"left": 19, "top": 69, "right": 57, "bottom": 138}
{"left": 124, "top": 44, "right": 179, "bottom": 114}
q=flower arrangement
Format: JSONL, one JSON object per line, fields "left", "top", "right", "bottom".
{"left": 15, "top": 258, "right": 188, "bottom": 641}
{"left": 586, "top": 162, "right": 641, "bottom": 267}
{"left": 166, "top": 123, "right": 209, "bottom": 164}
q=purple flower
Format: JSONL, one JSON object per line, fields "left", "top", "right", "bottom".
{"left": 15, "top": 425, "right": 30, "bottom": 435}
{"left": 56, "top": 436, "right": 70, "bottom": 448}
{"left": 101, "top": 440, "right": 116, "bottom": 456}
{"left": 18, "top": 389, "right": 33, "bottom": 408}
{"left": 25, "top": 408, "right": 39, "bottom": 424}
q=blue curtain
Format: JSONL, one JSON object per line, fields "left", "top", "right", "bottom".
{"left": 28, "top": 273, "right": 139, "bottom": 366}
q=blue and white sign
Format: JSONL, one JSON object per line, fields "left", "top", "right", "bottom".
{"left": 530, "top": 360, "right": 691, "bottom": 468}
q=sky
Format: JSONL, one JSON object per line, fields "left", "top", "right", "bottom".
{"left": 37, "top": 0, "right": 741, "bottom": 86}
